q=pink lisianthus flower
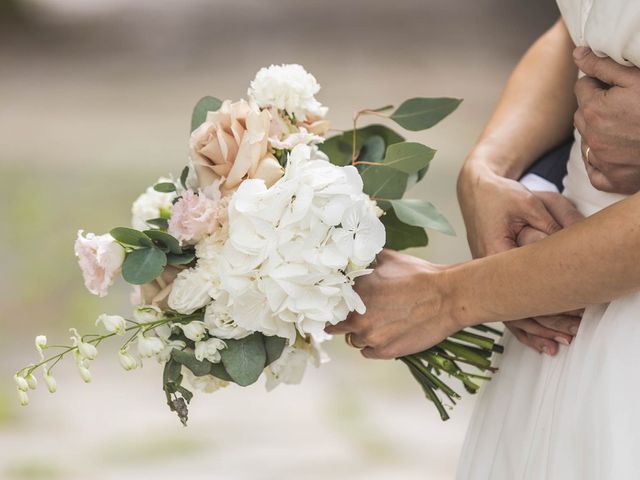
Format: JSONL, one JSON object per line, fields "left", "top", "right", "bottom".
{"left": 74, "top": 230, "right": 125, "bottom": 297}
{"left": 168, "top": 182, "right": 229, "bottom": 244}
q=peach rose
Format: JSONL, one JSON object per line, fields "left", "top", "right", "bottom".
{"left": 190, "top": 99, "right": 284, "bottom": 191}
{"left": 74, "top": 230, "right": 125, "bottom": 297}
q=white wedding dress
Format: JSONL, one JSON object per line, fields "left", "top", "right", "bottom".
{"left": 457, "top": 1, "right": 640, "bottom": 479}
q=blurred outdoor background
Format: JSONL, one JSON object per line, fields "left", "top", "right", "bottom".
{"left": 1, "top": 1, "right": 559, "bottom": 479}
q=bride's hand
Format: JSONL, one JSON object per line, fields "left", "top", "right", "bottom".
{"left": 324, "top": 249, "right": 461, "bottom": 359}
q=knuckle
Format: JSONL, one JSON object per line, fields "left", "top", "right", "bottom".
{"left": 375, "top": 345, "right": 398, "bottom": 360}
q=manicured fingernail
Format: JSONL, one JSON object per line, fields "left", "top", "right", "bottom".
{"left": 554, "top": 336, "right": 570, "bottom": 346}
{"left": 569, "top": 325, "right": 579, "bottom": 335}
{"left": 573, "top": 46, "right": 590, "bottom": 59}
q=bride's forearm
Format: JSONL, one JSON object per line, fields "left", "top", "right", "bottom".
{"left": 464, "top": 19, "right": 577, "bottom": 180}
{"left": 447, "top": 193, "right": 640, "bottom": 326}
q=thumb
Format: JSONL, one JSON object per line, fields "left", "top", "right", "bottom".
{"left": 526, "top": 197, "right": 562, "bottom": 236}
{"left": 536, "top": 192, "right": 585, "bottom": 228}
{"left": 573, "top": 47, "right": 635, "bottom": 87}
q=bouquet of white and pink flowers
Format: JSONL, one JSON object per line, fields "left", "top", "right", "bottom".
{"left": 16, "top": 64, "right": 502, "bottom": 424}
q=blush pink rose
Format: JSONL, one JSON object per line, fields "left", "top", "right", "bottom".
{"left": 189, "top": 99, "right": 284, "bottom": 191}
{"left": 168, "top": 182, "right": 229, "bottom": 244}
{"left": 74, "top": 230, "right": 125, "bottom": 297}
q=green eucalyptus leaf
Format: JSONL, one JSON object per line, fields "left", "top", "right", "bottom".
{"left": 191, "top": 96, "right": 222, "bottom": 132}
{"left": 154, "top": 182, "right": 177, "bottom": 193}
{"left": 356, "top": 135, "right": 386, "bottom": 164}
{"left": 121, "top": 247, "right": 167, "bottom": 285}
{"left": 220, "top": 333, "right": 267, "bottom": 387}
{"left": 382, "top": 142, "right": 436, "bottom": 174}
{"left": 389, "top": 199, "right": 455, "bottom": 236}
{"left": 177, "top": 386, "right": 194, "bottom": 403}
{"left": 370, "top": 104, "right": 394, "bottom": 113}
{"left": 171, "top": 348, "right": 212, "bottom": 377}
{"left": 146, "top": 218, "right": 169, "bottom": 230}
{"left": 143, "top": 230, "right": 182, "bottom": 254}
{"left": 180, "top": 165, "right": 190, "bottom": 189}
{"left": 209, "top": 362, "right": 233, "bottom": 382}
{"left": 320, "top": 124, "right": 404, "bottom": 167}
{"left": 264, "top": 335, "right": 288, "bottom": 366}
{"left": 163, "top": 359, "right": 182, "bottom": 394}
{"left": 110, "top": 227, "right": 153, "bottom": 247}
{"left": 390, "top": 97, "right": 462, "bottom": 131}
{"left": 361, "top": 165, "right": 409, "bottom": 199}
{"left": 381, "top": 209, "right": 429, "bottom": 250}
{"left": 167, "top": 251, "right": 196, "bottom": 266}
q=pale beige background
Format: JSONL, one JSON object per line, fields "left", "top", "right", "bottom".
{"left": 0, "top": 1, "right": 558, "bottom": 479}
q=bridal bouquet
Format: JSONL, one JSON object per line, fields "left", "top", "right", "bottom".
{"left": 16, "top": 64, "right": 502, "bottom": 424}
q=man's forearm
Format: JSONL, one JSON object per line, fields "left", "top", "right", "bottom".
{"left": 448, "top": 192, "right": 640, "bottom": 326}
{"left": 464, "top": 20, "right": 577, "bottom": 180}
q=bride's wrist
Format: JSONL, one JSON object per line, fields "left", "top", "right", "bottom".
{"left": 438, "top": 261, "right": 492, "bottom": 330}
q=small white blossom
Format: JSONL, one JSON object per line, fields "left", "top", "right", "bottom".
{"left": 118, "top": 349, "right": 139, "bottom": 371}
{"left": 133, "top": 305, "right": 163, "bottom": 324}
{"left": 78, "top": 365, "right": 92, "bottom": 383}
{"left": 25, "top": 373, "right": 37, "bottom": 390}
{"left": 194, "top": 338, "right": 226, "bottom": 363}
{"left": 136, "top": 334, "right": 165, "bottom": 358}
{"left": 204, "top": 301, "right": 249, "bottom": 340}
{"left": 70, "top": 328, "right": 98, "bottom": 361}
{"left": 131, "top": 177, "right": 177, "bottom": 230}
{"left": 35, "top": 335, "right": 47, "bottom": 358}
{"left": 43, "top": 370, "right": 57, "bottom": 393}
{"left": 182, "top": 368, "right": 229, "bottom": 393}
{"left": 96, "top": 314, "right": 126, "bottom": 335}
{"left": 178, "top": 321, "right": 208, "bottom": 342}
{"left": 265, "top": 336, "right": 328, "bottom": 391}
{"left": 17, "top": 389, "right": 29, "bottom": 406}
{"left": 157, "top": 340, "right": 186, "bottom": 364}
{"left": 14, "top": 375, "right": 29, "bottom": 392}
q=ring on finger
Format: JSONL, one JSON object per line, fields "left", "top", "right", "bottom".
{"left": 345, "top": 333, "right": 363, "bottom": 349}
{"left": 584, "top": 145, "right": 592, "bottom": 167}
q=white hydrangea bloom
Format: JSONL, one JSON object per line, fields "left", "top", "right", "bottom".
{"left": 248, "top": 64, "right": 327, "bottom": 120}
{"left": 131, "top": 177, "right": 177, "bottom": 230}
{"left": 217, "top": 144, "right": 385, "bottom": 343}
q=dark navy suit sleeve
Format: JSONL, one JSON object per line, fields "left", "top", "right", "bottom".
{"left": 520, "top": 137, "right": 573, "bottom": 192}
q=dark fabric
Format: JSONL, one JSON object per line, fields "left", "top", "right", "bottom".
{"left": 521, "top": 137, "right": 574, "bottom": 192}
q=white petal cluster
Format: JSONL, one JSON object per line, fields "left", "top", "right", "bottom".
{"left": 131, "top": 177, "right": 177, "bottom": 230}
{"left": 216, "top": 144, "right": 385, "bottom": 343}
{"left": 248, "top": 64, "right": 327, "bottom": 120}
{"left": 265, "top": 335, "right": 328, "bottom": 391}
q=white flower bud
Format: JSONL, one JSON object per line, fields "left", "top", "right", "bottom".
{"left": 17, "top": 389, "right": 29, "bottom": 406}
{"left": 133, "top": 305, "right": 163, "bottom": 324}
{"left": 14, "top": 375, "right": 29, "bottom": 392}
{"left": 194, "top": 338, "right": 226, "bottom": 363}
{"left": 25, "top": 373, "right": 37, "bottom": 390}
{"left": 178, "top": 321, "right": 208, "bottom": 342}
{"left": 136, "top": 334, "right": 165, "bottom": 358}
{"left": 35, "top": 335, "right": 47, "bottom": 356}
{"left": 43, "top": 371, "right": 57, "bottom": 393}
{"left": 96, "top": 314, "right": 126, "bottom": 335}
{"left": 78, "top": 365, "right": 92, "bottom": 383}
{"left": 118, "top": 350, "right": 139, "bottom": 371}
{"left": 70, "top": 328, "right": 98, "bottom": 360}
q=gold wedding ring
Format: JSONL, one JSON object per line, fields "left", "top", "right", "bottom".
{"left": 345, "top": 332, "right": 355, "bottom": 348}
{"left": 585, "top": 145, "right": 592, "bottom": 166}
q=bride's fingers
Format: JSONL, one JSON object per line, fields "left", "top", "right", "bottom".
{"left": 513, "top": 318, "right": 572, "bottom": 345}
{"left": 534, "top": 315, "right": 581, "bottom": 336}
{"left": 506, "top": 322, "right": 559, "bottom": 355}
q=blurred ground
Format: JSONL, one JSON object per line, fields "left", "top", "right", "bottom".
{"left": 0, "top": 0, "right": 559, "bottom": 479}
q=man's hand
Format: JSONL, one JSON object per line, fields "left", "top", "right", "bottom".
{"left": 457, "top": 163, "right": 562, "bottom": 258}
{"left": 573, "top": 47, "right": 640, "bottom": 194}
{"left": 507, "top": 192, "right": 585, "bottom": 355}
